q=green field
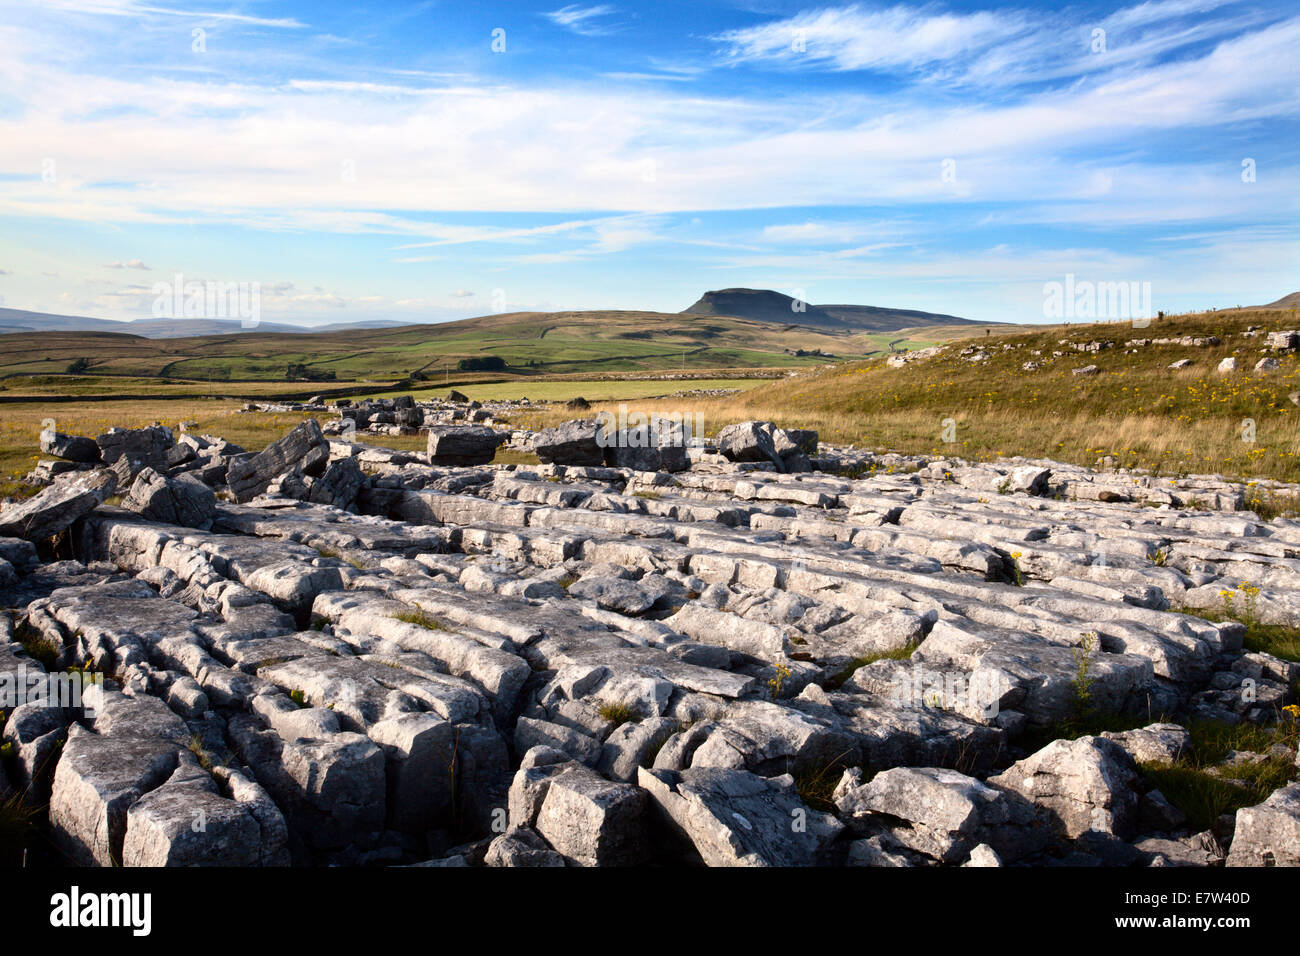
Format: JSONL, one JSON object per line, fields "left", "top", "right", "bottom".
{"left": 0, "top": 310, "right": 946, "bottom": 385}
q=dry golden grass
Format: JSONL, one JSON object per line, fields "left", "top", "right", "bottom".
{"left": 508, "top": 308, "right": 1300, "bottom": 485}
{"left": 0, "top": 399, "right": 434, "bottom": 497}
{"left": 8, "top": 308, "right": 1300, "bottom": 498}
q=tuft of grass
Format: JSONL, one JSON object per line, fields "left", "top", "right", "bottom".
{"left": 17, "top": 631, "right": 60, "bottom": 671}
{"left": 392, "top": 609, "right": 450, "bottom": 632}
{"left": 313, "top": 545, "right": 364, "bottom": 570}
{"left": 1175, "top": 602, "right": 1300, "bottom": 663}
{"left": 1139, "top": 719, "right": 1299, "bottom": 833}
{"left": 288, "top": 689, "right": 307, "bottom": 708}
{"left": 597, "top": 701, "right": 640, "bottom": 728}
{"left": 187, "top": 734, "right": 215, "bottom": 772}
{"left": 822, "top": 644, "right": 915, "bottom": 691}
{"left": 793, "top": 752, "right": 863, "bottom": 813}
{"left": 0, "top": 793, "right": 41, "bottom": 867}
{"left": 1243, "top": 485, "right": 1299, "bottom": 521}
{"left": 632, "top": 490, "right": 662, "bottom": 500}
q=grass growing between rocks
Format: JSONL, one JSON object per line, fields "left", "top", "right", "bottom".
{"left": 793, "top": 751, "right": 863, "bottom": 813}
{"left": 822, "top": 645, "right": 915, "bottom": 691}
{"left": 1019, "top": 708, "right": 1175, "bottom": 757}
{"left": 0, "top": 792, "right": 41, "bottom": 867}
{"left": 1173, "top": 601, "right": 1300, "bottom": 663}
{"left": 1139, "top": 720, "right": 1299, "bottom": 833}
{"left": 14, "top": 620, "right": 60, "bottom": 670}
{"left": 313, "top": 546, "right": 366, "bottom": 571}
{"left": 1019, "top": 708, "right": 1298, "bottom": 833}
{"left": 597, "top": 702, "right": 640, "bottom": 728}
{"left": 392, "top": 609, "right": 450, "bottom": 632}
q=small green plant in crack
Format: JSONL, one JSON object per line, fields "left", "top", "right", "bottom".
{"left": 288, "top": 689, "right": 307, "bottom": 708}
{"left": 767, "top": 662, "right": 793, "bottom": 700}
{"left": 392, "top": 609, "right": 450, "bottom": 632}
{"left": 823, "top": 644, "right": 915, "bottom": 691}
{"left": 1217, "top": 587, "right": 1237, "bottom": 620}
{"left": 996, "top": 477, "right": 1012, "bottom": 495}
{"left": 1148, "top": 547, "right": 1168, "bottom": 567}
{"left": 16, "top": 621, "right": 60, "bottom": 670}
{"left": 1071, "top": 631, "right": 1098, "bottom": 712}
{"left": 313, "top": 545, "right": 364, "bottom": 570}
{"left": 0, "top": 792, "right": 40, "bottom": 866}
{"left": 632, "top": 490, "right": 662, "bottom": 500}
{"left": 187, "top": 734, "right": 216, "bottom": 772}
{"left": 597, "top": 701, "right": 641, "bottom": 728}
{"left": 1235, "top": 581, "right": 1261, "bottom": 629}
{"left": 793, "top": 760, "right": 852, "bottom": 812}
{"left": 1008, "top": 551, "right": 1025, "bottom": 587}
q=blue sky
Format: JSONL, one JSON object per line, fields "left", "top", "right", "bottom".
{"left": 0, "top": 0, "right": 1297, "bottom": 326}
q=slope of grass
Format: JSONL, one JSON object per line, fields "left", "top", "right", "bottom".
{"left": 517, "top": 309, "right": 1300, "bottom": 484}
{"left": 0, "top": 309, "right": 938, "bottom": 383}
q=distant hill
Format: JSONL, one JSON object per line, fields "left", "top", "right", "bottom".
{"left": 0, "top": 308, "right": 409, "bottom": 338}
{"left": 0, "top": 307, "right": 968, "bottom": 382}
{"left": 1260, "top": 292, "right": 1300, "bottom": 309}
{"left": 816, "top": 303, "right": 981, "bottom": 329}
{"left": 682, "top": 289, "right": 847, "bottom": 329}
{"left": 681, "top": 288, "right": 980, "bottom": 331}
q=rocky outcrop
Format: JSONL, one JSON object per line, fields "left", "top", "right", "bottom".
{"left": 2, "top": 414, "right": 1298, "bottom": 869}
{"left": 0, "top": 470, "right": 115, "bottom": 542}
{"left": 533, "top": 420, "right": 605, "bottom": 467}
{"left": 716, "top": 421, "right": 817, "bottom": 473}
{"left": 41, "top": 430, "right": 101, "bottom": 464}
{"left": 426, "top": 425, "right": 506, "bottom": 466}
{"left": 989, "top": 736, "right": 1141, "bottom": 840}
{"left": 227, "top": 420, "right": 328, "bottom": 502}
{"left": 123, "top": 468, "right": 217, "bottom": 529}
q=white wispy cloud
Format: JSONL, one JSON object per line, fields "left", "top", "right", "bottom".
{"left": 0, "top": 0, "right": 1296, "bottom": 322}
{"left": 544, "top": 4, "right": 619, "bottom": 36}
{"left": 41, "top": 0, "right": 306, "bottom": 28}
{"left": 712, "top": 0, "right": 1256, "bottom": 87}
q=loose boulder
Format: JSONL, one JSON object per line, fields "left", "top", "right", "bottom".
{"left": 0, "top": 471, "right": 116, "bottom": 542}
{"left": 1226, "top": 782, "right": 1300, "bottom": 867}
{"left": 988, "top": 736, "right": 1140, "bottom": 841}
{"left": 123, "top": 468, "right": 217, "bottom": 529}
{"left": 40, "top": 430, "right": 101, "bottom": 464}
{"left": 533, "top": 420, "right": 604, "bottom": 467}
{"left": 227, "top": 420, "right": 327, "bottom": 502}
{"left": 427, "top": 425, "right": 506, "bottom": 466}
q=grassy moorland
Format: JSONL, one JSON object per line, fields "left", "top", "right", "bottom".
{"left": 0, "top": 310, "right": 945, "bottom": 382}
{"left": 516, "top": 308, "right": 1300, "bottom": 486}
{"left": 359, "top": 376, "right": 771, "bottom": 404}
{"left": 11, "top": 307, "right": 1300, "bottom": 498}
